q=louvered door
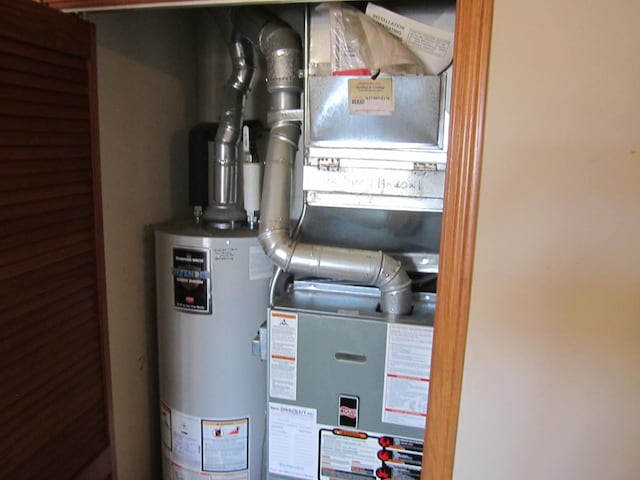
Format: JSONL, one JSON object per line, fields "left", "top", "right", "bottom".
{"left": 0, "top": 0, "right": 115, "bottom": 478}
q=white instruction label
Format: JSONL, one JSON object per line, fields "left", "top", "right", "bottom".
{"left": 348, "top": 78, "right": 395, "bottom": 115}
{"left": 171, "top": 409, "right": 202, "bottom": 470}
{"left": 268, "top": 403, "right": 318, "bottom": 480}
{"left": 202, "top": 418, "right": 249, "bottom": 474}
{"left": 269, "top": 311, "right": 299, "bottom": 400}
{"left": 319, "top": 428, "right": 379, "bottom": 479}
{"left": 382, "top": 324, "right": 433, "bottom": 429}
{"left": 161, "top": 406, "right": 250, "bottom": 480}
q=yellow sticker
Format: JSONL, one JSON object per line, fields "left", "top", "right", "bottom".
{"left": 348, "top": 77, "right": 395, "bottom": 115}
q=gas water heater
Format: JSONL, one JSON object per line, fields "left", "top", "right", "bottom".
{"left": 156, "top": 225, "right": 271, "bottom": 480}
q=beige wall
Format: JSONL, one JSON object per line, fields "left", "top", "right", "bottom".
{"left": 454, "top": 1, "right": 640, "bottom": 479}
{"left": 91, "top": 10, "right": 196, "bottom": 480}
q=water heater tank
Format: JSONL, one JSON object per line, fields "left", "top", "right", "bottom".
{"left": 155, "top": 222, "right": 273, "bottom": 480}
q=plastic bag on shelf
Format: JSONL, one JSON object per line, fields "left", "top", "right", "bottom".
{"left": 319, "top": 3, "right": 427, "bottom": 77}
{"left": 365, "top": 3, "right": 454, "bottom": 76}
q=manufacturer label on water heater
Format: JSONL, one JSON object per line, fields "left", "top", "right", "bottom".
{"left": 172, "top": 247, "right": 211, "bottom": 313}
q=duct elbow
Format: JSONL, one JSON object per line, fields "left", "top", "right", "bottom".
{"left": 258, "top": 227, "right": 293, "bottom": 270}
{"left": 376, "top": 255, "right": 413, "bottom": 316}
{"left": 226, "top": 34, "right": 254, "bottom": 93}
{"left": 231, "top": 7, "right": 302, "bottom": 65}
{"left": 259, "top": 22, "right": 301, "bottom": 56}
{"left": 257, "top": 18, "right": 302, "bottom": 114}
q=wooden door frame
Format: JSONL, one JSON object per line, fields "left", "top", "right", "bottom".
{"left": 422, "top": 0, "right": 494, "bottom": 478}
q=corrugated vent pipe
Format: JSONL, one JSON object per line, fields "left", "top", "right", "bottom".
{"left": 233, "top": 8, "right": 413, "bottom": 315}
{"left": 203, "top": 33, "right": 255, "bottom": 226}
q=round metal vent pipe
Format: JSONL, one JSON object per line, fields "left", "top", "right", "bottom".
{"left": 203, "top": 33, "right": 254, "bottom": 226}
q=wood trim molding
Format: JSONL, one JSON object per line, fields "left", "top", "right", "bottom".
{"left": 75, "top": 446, "right": 113, "bottom": 480}
{"left": 422, "top": 0, "right": 494, "bottom": 479}
{"left": 87, "top": 19, "right": 118, "bottom": 480}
